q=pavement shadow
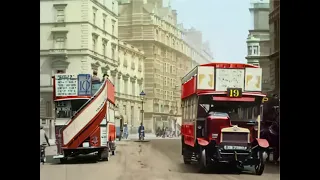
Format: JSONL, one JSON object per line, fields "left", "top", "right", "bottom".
{"left": 133, "top": 140, "right": 151, "bottom": 143}
{"left": 176, "top": 163, "right": 279, "bottom": 175}
{"left": 45, "top": 154, "right": 105, "bottom": 165}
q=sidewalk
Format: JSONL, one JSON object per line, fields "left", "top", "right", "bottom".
{"left": 127, "top": 133, "right": 156, "bottom": 140}
{"left": 124, "top": 133, "right": 180, "bottom": 140}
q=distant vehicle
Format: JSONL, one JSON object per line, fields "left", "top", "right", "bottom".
{"left": 52, "top": 74, "right": 117, "bottom": 163}
{"left": 139, "top": 129, "right": 145, "bottom": 141}
{"left": 180, "top": 63, "right": 269, "bottom": 175}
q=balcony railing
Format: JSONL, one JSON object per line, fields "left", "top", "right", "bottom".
{"left": 49, "top": 49, "right": 67, "bottom": 56}
{"left": 115, "top": 92, "right": 140, "bottom": 101}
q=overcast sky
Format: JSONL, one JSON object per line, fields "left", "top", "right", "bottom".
{"left": 164, "top": 0, "right": 251, "bottom": 63}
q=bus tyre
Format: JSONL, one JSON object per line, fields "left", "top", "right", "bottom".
{"left": 183, "top": 155, "right": 191, "bottom": 164}
{"left": 99, "top": 148, "right": 110, "bottom": 161}
{"left": 255, "top": 151, "right": 265, "bottom": 175}
{"left": 198, "top": 149, "right": 207, "bottom": 173}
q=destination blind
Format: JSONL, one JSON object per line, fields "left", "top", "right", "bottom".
{"left": 55, "top": 74, "right": 78, "bottom": 96}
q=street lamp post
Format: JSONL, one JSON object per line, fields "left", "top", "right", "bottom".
{"left": 139, "top": 90, "right": 146, "bottom": 125}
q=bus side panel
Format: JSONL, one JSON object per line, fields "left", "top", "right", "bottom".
{"left": 181, "top": 122, "right": 195, "bottom": 147}
{"left": 108, "top": 123, "right": 116, "bottom": 142}
{"left": 106, "top": 80, "right": 115, "bottom": 104}
{"left": 181, "top": 77, "right": 196, "bottom": 99}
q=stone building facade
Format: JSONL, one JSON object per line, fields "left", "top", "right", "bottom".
{"left": 40, "top": 0, "right": 119, "bottom": 117}
{"left": 115, "top": 41, "right": 145, "bottom": 133}
{"left": 118, "top": 0, "right": 212, "bottom": 132}
{"left": 269, "top": 0, "right": 280, "bottom": 94}
{"left": 246, "top": 0, "right": 271, "bottom": 93}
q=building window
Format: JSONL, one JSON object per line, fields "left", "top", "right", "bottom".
{"left": 54, "top": 36, "right": 65, "bottom": 49}
{"left": 117, "top": 78, "right": 121, "bottom": 93}
{"left": 102, "top": 42, "right": 106, "bottom": 56}
{"left": 103, "top": 18, "right": 106, "bottom": 30}
{"left": 111, "top": 47, "right": 115, "bottom": 60}
{"left": 132, "top": 82, "right": 135, "bottom": 96}
{"left": 112, "top": 20, "right": 116, "bottom": 35}
{"left": 252, "top": 46, "right": 259, "bottom": 55}
{"left": 46, "top": 101, "right": 52, "bottom": 117}
{"left": 124, "top": 81, "right": 128, "bottom": 94}
{"left": 112, "top": 2, "right": 115, "bottom": 11}
{"left": 248, "top": 46, "right": 252, "bottom": 55}
{"left": 56, "top": 9, "right": 65, "bottom": 22}
{"left": 123, "top": 105, "right": 126, "bottom": 115}
{"left": 56, "top": 70, "right": 65, "bottom": 74}
{"left": 155, "top": 30, "right": 158, "bottom": 40}
{"left": 92, "top": 36, "right": 97, "bottom": 51}
{"left": 139, "top": 84, "right": 142, "bottom": 94}
{"left": 93, "top": 8, "right": 97, "bottom": 25}
{"left": 248, "top": 45, "right": 259, "bottom": 56}
{"left": 131, "top": 106, "right": 134, "bottom": 125}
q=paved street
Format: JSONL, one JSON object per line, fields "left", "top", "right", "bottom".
{"left": 41, "top": 139, "right": 279, "bottom": 180}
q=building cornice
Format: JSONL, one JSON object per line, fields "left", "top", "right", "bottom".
{"left": 246, "top": 55, "right": 269, "bottom": 60}
{"left": 118, "top": 41, "right": 145, "bottom": 57}
{"left": 269, "top": 51, "right": 280, "bottom": 59}
{"left": 40, "top": 21, "right": 118, "bottom": 40}
{"left": 40, "top": 49, "right": 118, "bottom": 67}
{"left": 90, "top": 0, "right": 118, "bottom": 18}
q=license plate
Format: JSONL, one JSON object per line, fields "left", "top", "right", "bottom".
{"left": 224, "top": 145, "right": 247, "bottom": 150}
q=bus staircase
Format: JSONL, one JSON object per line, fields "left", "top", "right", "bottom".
{"left": 56, "top": 80, "right": 108, "bottom": 153}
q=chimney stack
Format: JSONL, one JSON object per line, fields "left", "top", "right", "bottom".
{"left": 172, "top": 10, "right": 177, "bottom": 25}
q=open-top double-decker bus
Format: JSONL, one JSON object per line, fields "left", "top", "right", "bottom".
{"left": 52, "top": 74, "right": 118, "bottom": 163}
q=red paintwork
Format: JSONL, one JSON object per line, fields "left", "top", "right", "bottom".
{"left": 53, "top": 74, "right": 117, "bottom": 153}
{"left": 200, "top": 62, "right": 258, "bottom": 68}
{"left": 212, "top": 96, "right": 255, "bottom": 102}
{"left": 181, "top": 63, "right": 263, "bottom": 100}
{"left": 181, "top": 122, "right": 195, "bottom": 147}
{"left": 54, "top": 96, "right": 91, "bottom": 101}
{"left": 197, "top": 138, "right": 209, "bottom": 146}
{"left": 181, "top": 63, "right": 266, "bottom": 148}
{"left": 256, "top": 138, "right": 269, "bottom": 148}
{"left": 181, "top": 76, "right": 196, "bottom": 99}
{"left": 61, "top": 82, "right": 106, "bottom": 146}
{"left": 198, "top": 91, "right": 265, "bottom": 96}
{"left": 207, "top": 115, "right": 232, "bottom": 143}
{"left": 108, "top": 123, "right": 116, "bottom": 141}
{"left": 106, "top": 80, "right": 115, "bottom": 104}
{"left": 63, "top": 103, "right": 106, "bottom": 148}
{"left": 90, "top": 126, "right": 101, "bottom": 147}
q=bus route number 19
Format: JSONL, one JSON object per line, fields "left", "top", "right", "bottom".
{"left": 227, "top": 88, "right": 242, "bottom": 98}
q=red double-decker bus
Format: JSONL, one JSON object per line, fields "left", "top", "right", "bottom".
{"left": 52, "top": 74, "right": 118, "bottom": 163}
{"left": 180, "top": 63, "right": 269, "bottom": 175}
